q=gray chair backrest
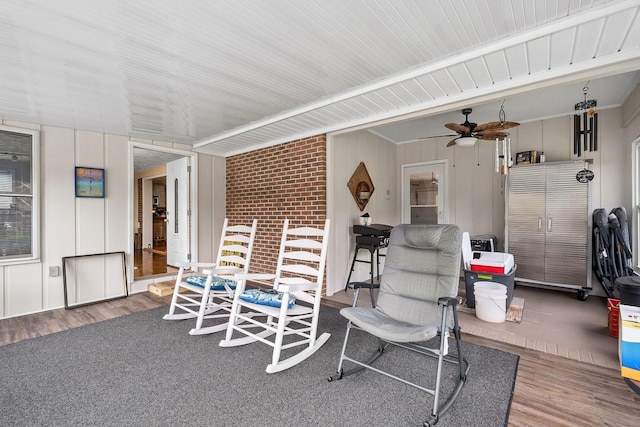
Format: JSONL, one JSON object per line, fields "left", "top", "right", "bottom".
{"left": 376, "top": 224, "right": 462, "bottom": 328}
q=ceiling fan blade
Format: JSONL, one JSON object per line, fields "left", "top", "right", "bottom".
{"left": 475, "top": 121, "right": 520, "bottom": 132}
{"left": 417, "top": 134, "right": 458, "bottom": 141}
{"left": 499, "top": 121, "right": 520, "bottom": 129}
{"left": 473, "top": 121, "right": 498, "bottom": 132}
{"left": 445, "top": 123, "right": 470, "bottom": 133}
{"left": 477, "top": 131, "right": 510, "bottom": 140}
{"left": 446, "top": 138, "right": 458, "bottom": 147}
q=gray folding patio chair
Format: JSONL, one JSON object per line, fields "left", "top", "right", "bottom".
{"left": 329, "top": 224, "right": 469, "bottom": 427}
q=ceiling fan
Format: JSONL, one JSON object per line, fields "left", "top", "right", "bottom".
{"left": 444, "top": 107, "right": 519, "bottom": 147}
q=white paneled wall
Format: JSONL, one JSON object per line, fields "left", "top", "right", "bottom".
{"left": 0, "top": 122, "right": 218, "bottom": 319}
{"left": 328, "top": 106, "right": 637, "bottom": 298}
{"left": 327, "top": 131, "right": 398, "bottom": 295}
{"left": 75, "top": 131, "right": 107, "bottom": 255}
{"left": 42, "top": 125, "right": 76, "bottom": 310}
{"left": 196, "top": 154, "right": 226, "bottom": 266}
{"left": 105, "top": 134, "right": 130, "bottom": 253}
{"left": 6, "top": 263, "right": 43, "bottom": 317}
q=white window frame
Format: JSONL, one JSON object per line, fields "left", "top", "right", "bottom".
{"left": 0, "top": 125, "right": 40, "bottom": 265}
{"left": 401, "top": 160, "right": 449, "bottom": 225}
{"left": 633, "top": 137, "right": 640, "bottom": 270}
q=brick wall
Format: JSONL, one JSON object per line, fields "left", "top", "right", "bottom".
{"left": 226, "top": 135, "right": 327, "bottom": 274}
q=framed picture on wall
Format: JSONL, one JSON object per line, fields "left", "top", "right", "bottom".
{"left": 75, "top": 167, "right": 105, "bottom": 198}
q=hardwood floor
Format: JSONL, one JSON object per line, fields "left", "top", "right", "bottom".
{"left": 0, "top": 292, "right": 169, "bottom": 345}
{"left": 133, "top": 248, "right": 178, "bottom": 278}
{"left": 463, "top": 334, "right": 640, "bottom": 426}
{"left": 2, "top": 293, "right": 639, "bottom": 426}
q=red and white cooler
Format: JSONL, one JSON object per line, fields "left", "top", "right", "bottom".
{"left": 469, "top": 252, "right": 515, "bottom": 275}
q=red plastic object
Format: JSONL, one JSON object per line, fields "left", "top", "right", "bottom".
{"left": 608, "top": 298, "right": 620, "bottom": 338}
{"left": 470, "top": 264, "right": 506, "bottom": 274}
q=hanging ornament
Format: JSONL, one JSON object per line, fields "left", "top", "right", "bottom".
{"left": 573, "top": 82, "right": 598, "bottom": 157}
{"left": 495, "top": 135, "right": 512, "bottom": 175}
{"left": 493, "top": 101, "right": 513, "bottom": 175}
{"left": 576, "top": 168, "right": 595, "bottom": 183}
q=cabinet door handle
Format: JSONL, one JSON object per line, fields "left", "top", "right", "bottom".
{"left": 538, "top": 217, "right": 542, "bottom": 231}
{"left": 547, "top": 217, "right": 552, "bottom": 232}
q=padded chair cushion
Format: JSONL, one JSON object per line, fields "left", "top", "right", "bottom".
{"left": 375, "top": 224, "right": 461, "bottom": 329}
{"left": 186, "top": 275, "right": 237, "bottom": 290}
{"left": 340, "top": 306, "right": 439, "bottom": 343}
{"left": 239, "top": 289, "right": 295, "bottom": 308}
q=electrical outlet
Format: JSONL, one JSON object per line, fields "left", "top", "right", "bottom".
{"left": 49, "top": 266, "right": 60, "bottom": 277}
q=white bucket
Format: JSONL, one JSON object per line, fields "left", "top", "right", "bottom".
{"left": 474, "top": 281, "right": 507, "bottom": 323}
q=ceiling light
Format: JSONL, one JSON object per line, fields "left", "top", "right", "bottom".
{"left": 455, "top": 137, "right": 478, "bottom": 147}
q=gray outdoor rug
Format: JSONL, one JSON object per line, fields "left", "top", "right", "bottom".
{"left": 1, "top": 305, "right": 518, "bottom": 426}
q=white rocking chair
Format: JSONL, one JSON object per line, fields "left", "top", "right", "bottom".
{"left": 162, "top": 218, "right": 258, "bottom": 335}
{"left": 220, "top": 219, "right": 330, "bottom": 373}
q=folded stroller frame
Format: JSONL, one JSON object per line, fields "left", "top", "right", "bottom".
{"left": 592, "top": 207, "right": 639, "bottom": 298}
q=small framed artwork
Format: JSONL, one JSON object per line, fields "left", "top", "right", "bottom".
{"left": 75, "top": 167, "right": 105, "bottom": 198}
{"left": 153, "top": 196, "right": 159, "bottom": 206}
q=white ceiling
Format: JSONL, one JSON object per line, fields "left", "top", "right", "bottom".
{"left": 132, "top": 147, "right": 183, "bottom": 173}
{"left": 1, "top": 0, "right": 639, "bottom": 158}
{"left": 370, "top": 71, "right": 640, "bottom": 143}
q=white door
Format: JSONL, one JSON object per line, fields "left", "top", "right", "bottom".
{"left": 402, "top": 161, "right": 448, "bottom": 224}
{"left": 166, "top": 157, "right": 190, "bottom": 267}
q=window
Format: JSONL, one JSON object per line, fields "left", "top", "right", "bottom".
{"left": 634, "top": 139, "right": 640, "bottom": 269}
{"left": 401, "top": 161, "right": 448, "bottom": 225}
{"left": 0, "top": 126, "right": 39, "bottom": 263}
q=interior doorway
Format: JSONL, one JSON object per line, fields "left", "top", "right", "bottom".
{"left": 150, "top": 176, "right": 167, "bottom": 252}
{"left": 133, "top": 175, "right": 174, "bottom": 279}
{"left": 401, "top": 160, "right": 449, "bottom": 225}
{"left": 131, "top": 144, "right": 196, "bottom": 281}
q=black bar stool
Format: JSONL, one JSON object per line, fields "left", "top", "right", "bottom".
{"left": 344, "top": 224, "right": 393, "bottom": 297}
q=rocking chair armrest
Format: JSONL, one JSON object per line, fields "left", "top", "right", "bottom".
{"left": 176, "top": 261, "right": 217, "bottom": 270}
{"left": 438, "top": 296, "right": 462, "bottom": 307}
{"left": 234, "top": 273, "right": 276, "bottom": 282}
{"left": 278, "top": 282, "right": 317, "bottom": 293}
{"left": 347, "top": 282, "right": 380, "bottom": 290}
{"left": 201, "top": 266, "right": 243, "bottom": 276}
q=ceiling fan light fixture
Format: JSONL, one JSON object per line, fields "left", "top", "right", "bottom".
{"left": 455, "top": 136, "right": 478, "bottom": 147}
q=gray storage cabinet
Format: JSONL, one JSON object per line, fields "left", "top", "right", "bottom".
{"left": 505, "top": 161, "right": 591, "bottom": 294}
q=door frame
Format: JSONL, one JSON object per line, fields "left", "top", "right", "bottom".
{"left": 401, "top": 160, "right": 449, "bottom": 224}
{"left": 128, "top": 142, "right": 198, "bottom": 287}
{"left": 632, "top": 137, "right": 640, "bottom": 271}
{"left": 141, "top": 174, "right": 164, "bottom": 250}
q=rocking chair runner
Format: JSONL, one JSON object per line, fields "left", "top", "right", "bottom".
{"left": 162, "top": 218, "right": 258, "bottom": 335}
{"left": 220, "top": 219, "right": 330, "bottom": 373}
{"left": 329, "top": 224, "right": 469, "bottom": 427}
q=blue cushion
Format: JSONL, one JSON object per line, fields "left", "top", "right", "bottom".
{"left": 186, "top": 275, "right": 237, "bottom": 290}
{"left": 238, "top": 289, "right": 295, "bottom": 308}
